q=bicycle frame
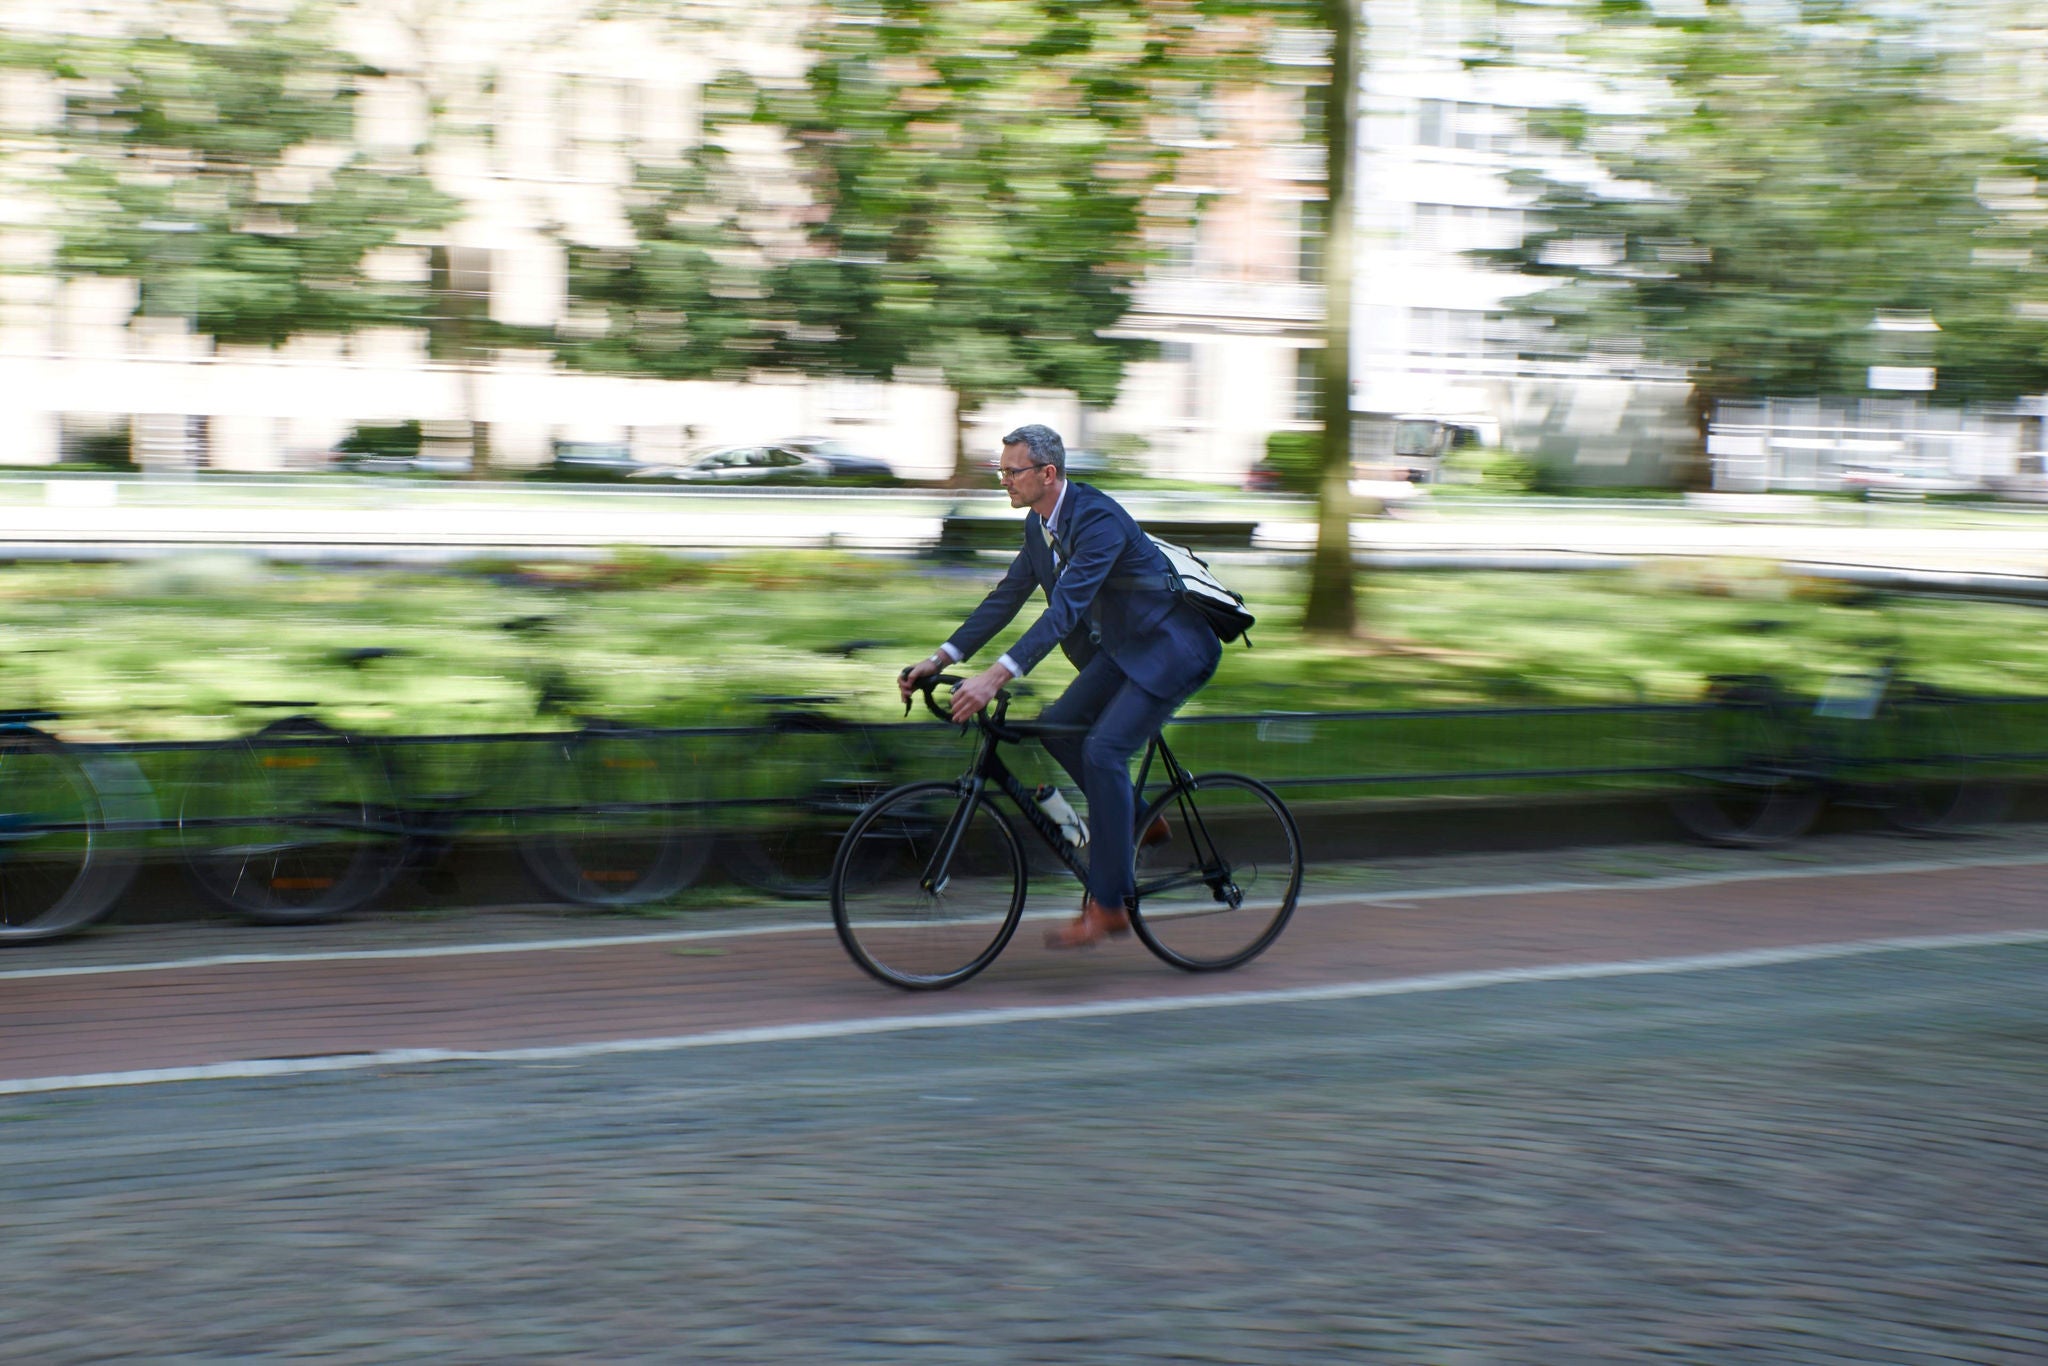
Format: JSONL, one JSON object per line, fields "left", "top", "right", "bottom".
{"left": 917, "top": 719, "right": 1238, "bottom": 910}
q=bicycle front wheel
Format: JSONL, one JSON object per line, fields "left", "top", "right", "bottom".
{"left": 0, "top": 728, "right": 116, "bottom": 945}
{"left": 519, "top": 728, "right": 713, "bottom": 906}
{"left": 1132, "top": 773, "right": 1302, "bottom": 972}
{"left": 832, "top": 781, "right": 1026, "bottom": 991}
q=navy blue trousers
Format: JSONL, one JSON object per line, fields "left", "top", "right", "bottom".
{"left": 1036, "top": 650, "right": 1212, "bottom": 909}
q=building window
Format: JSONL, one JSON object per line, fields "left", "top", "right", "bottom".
{"left": 1416, "top": 100, "right": 1523, "bottom": 154}
{"left": 1410, "top": 308, "right": 1496, "bottom": 356}
{"left": 1294, "top": 200, "right": 1326, "bottom": 282}
{"left": 1293, "top": 348, "right": 1321, "bottom": 421}
{"left": 1411, "top": 203, "right": 1525, "bottom": 256}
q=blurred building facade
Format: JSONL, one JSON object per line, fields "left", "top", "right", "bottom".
{"left": 1344, "top": 0, "right": 1700, "bottom": 486}
{"left": 3, "top": 0, "right": 2040, "bottom": 487}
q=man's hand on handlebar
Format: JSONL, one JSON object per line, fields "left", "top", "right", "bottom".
{"left": 898, "top": 655, "right": 945, "bottom": 706}
{"left": 949, "top": 662, "right": 1014, "bottom": 724}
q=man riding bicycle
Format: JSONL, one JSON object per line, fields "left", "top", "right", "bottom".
{"left": 898, "top": 424, "right": 1222, "bottom": 948}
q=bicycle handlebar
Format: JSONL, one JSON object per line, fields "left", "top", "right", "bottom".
{"left": 900, "top": 670, "right": 1016, "bottom": 730}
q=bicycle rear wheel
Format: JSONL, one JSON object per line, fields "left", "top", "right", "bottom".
{"left": 832, "top": 781, "right": 1026, "bottom": 990}
{"left": 519, "top": 727, "right": 713, "bottom": 906}
{"left": 1131, "top": 773, "right": 1302, "bottom": 972}
{"left": 180, "top": 717, "right": 397, "bottom": 924}
{"left": 1668, "top": 679, "right": 1823, "bottom": 848}
{"left": 0, "top": 728, "right": 117, "bottom": 945}
{"left": 1876, "top": 686, "right": 2005, "bottom": 835}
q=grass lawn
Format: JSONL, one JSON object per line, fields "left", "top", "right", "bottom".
{"left": 2, "top": 549, "right": 2045, "bottom": 742}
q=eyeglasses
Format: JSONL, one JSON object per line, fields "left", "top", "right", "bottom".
{"left": 995, "top": 462, "right": 1046, "bottom": 485}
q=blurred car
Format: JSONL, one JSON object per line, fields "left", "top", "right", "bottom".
{"left": 1244, "top": 457, "right": 1284, "bottom": 493}
{"left": 1390, "top": 415, "right": 1491, "bottom": 484}
{"left": 626, "top": 445, "right": 834, "bottom": 484}
{"left": 331, "top": 449, "right": 472, "bottom": 475}
{"left": 1062, "top": 447, "right": 1109, "bottom": 476}
{"left": 1837, "top": 463, "right": 1983, "bottom": 497}
{"left": 776, "top": 436, "right": 900, "bottom": 482}
{"left": 550, "top": 441, "right": 642, "bottom": 477}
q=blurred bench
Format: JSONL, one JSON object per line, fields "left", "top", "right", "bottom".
{"left": 934, "top": 516, "right": 1259, "bottom": 556}
{"left": 1684, "top": 492, "right": 1822, "bottom": 519}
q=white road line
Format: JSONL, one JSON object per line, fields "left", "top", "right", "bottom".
{"left": 8, "top": 847, "right": 2048, "bottom": 984}
{"left": 6, "top": 926, "right": 2046, "bottom": 1097}
{"left": 1296, "top": 849, "right": 2048, "bottom": 909}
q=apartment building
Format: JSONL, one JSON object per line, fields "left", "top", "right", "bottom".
{"left": 1348, "top": 0, "right": 1697, "bottom": 485}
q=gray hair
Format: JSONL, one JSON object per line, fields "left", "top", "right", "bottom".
{"left": 1001, "top": 424, "right": 1066, "bottom": 474}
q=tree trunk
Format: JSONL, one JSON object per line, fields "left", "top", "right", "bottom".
{"left": 1301, "top": 0, "right": 1359, "bottom": 637}
{"left": 943, "top": 391, "right": 982, "bottom": 490}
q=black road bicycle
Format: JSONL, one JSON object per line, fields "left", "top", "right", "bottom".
{"left": 829, "top": 675, "right": 1303, "bottom": 990}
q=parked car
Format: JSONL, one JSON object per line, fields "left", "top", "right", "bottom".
{"left": 549, "top": 441, "right": 642, "bottom": 477}
{"left": 775, "top": 436, "right": 900, "bottom": 482}
{"left": 626, "top": 445, "right": 834, "bottom": 484}
{"left": 1838, "top": 463, "right": 1984, "bottom": 498}
{"left": 1390, "top": 415, "right": 1491, "bottom": 483}
{"left": 331, "top": 449, "right": 472, "bottom": 475}
{"left": 1244, "top": 457, "right": 1284, "bottom": 493}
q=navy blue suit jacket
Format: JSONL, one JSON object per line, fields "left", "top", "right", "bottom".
{"left": 946, "top": 481, "right": 1221, "bottom": 700}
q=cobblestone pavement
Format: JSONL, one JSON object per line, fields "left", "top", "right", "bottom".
{"left": 1, "top": 943, "right": 2045, "bottom": 1362}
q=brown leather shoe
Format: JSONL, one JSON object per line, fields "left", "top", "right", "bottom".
{"left": 1044, "top": 897, "right": 1132, "bottom": 950}
{"left": 1139, "top": 814, "right": 1171, "bottom": 848}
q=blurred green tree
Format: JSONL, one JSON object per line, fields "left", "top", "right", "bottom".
{"left": 564, "top": 0, "right": 1279, "bottom": 480}
{"left": 1489, "top": 0, "right": 2048, "bottom": 450}
{"left": 557, "top": 70, "right": 786, "bottom": 381}
{"left": 7, "top": 1, "right": 457, "bottom": 348}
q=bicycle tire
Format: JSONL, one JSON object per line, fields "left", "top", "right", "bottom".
{"left": 1876, "top": 687, "right": 2005, "bottom": 836}
{"left": 724, "top": 717, "right": 892, "bottom": 900}
{"left": 518, "top": 728, "right": 713, "bottom": 906}
{"left": 0, "top": 727, "right": 120, "bottom": 945}
{"left": 180, "top": 716, "right": 398, "bottom": 924}
{"left": 831, "top": 780, "right": 1026, "bottom": 990}
{"left": 1130, "top": 772, "right": 1302, "bottom": 972}
{"left": 1668, "top": 680, "right": 1823, "bottom": 848}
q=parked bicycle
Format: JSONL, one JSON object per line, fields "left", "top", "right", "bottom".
{"left": 718, "top": 694, "right": 898, "bottom": 900}
{"left": 829, "top": 675, "right": 1302, "bottom": 990}
{"left": 178, "top": 635, "right": 710, "bottom": 923}
{"left": 0, "top": 711, "right": 138, "bottom": 944}
{"left": 1670, "top": 663, "right": 2000, "bottom": 848}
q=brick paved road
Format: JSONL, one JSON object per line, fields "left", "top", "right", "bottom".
{"left": 2, "top": 942, "right": 2045, "bottom": 1363}
{"left": 5, "top": 852, "right": 2048, "bottom": 1085}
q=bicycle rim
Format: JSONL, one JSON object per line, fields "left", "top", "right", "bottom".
{"left": 0, "top": 730, "right": 113, "bottom": 945}
{"left": 180, "top": 719, "right": 396, "bottom": 923}
{"left": 1131, "top": 773, "right": 1302, "bottom": 972}
{"left": 520, "top": 730, "right": 712, "bottom": 905}
{"left": 832, "top": 782, "right": 1025, "bottom": 990}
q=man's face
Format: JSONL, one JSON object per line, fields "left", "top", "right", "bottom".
{"left": 996, "top": 441, "right": 1054, "bottom": 508}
